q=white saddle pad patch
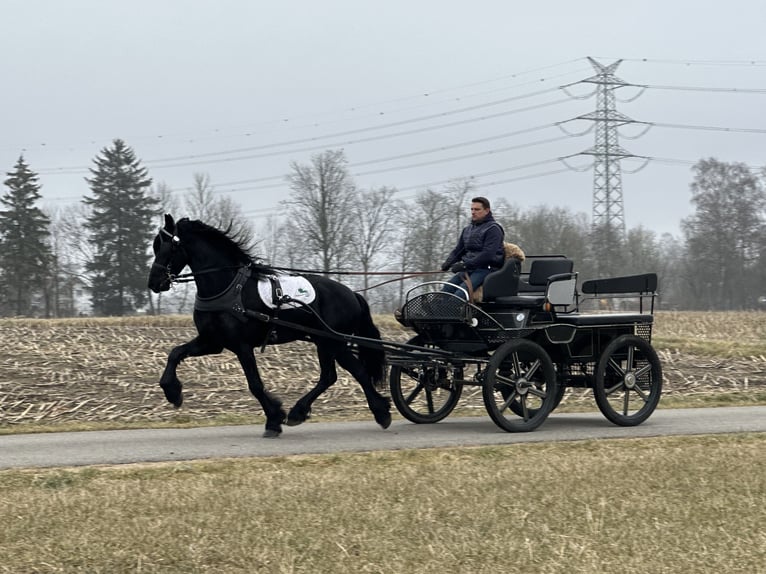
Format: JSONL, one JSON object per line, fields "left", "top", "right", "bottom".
{"left": 257, "top": 275, "right": 316, "bottom": 309}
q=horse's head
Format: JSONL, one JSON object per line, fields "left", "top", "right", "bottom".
{"left": 148, "top": 214, "right": 189, "bottom": 293}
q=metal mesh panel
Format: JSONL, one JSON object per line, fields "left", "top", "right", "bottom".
{"left": 402, "top": 292, "right": 471, "bottom": 324}
{"left": 563, "top": 361, "right": 595, "bottom": 376}
{"left": 635, "top": 323, "right": 652, "bottom": 342}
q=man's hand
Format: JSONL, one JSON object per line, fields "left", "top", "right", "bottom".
{"left": 450, "top": 262, "right": 466, "bottom": 273}
{"left": 441, "top": 261, "right": 451, "bottom": 272}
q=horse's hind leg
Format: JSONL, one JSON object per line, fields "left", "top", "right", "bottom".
{"left": 159, "top": 336, "right": 223, "bottom": 408}
{"left": 234, "top": 347, "right": 286, "bottom": 438}
{"left": 287, "top": 345, "right": 338, "bottom": 426}
{"left": 335, "top": 347, "right": 391, "bottom": 429}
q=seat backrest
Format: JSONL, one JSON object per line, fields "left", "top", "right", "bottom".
{"left": 481, "top": 257, "right": 522, "bottom": 301}
{"left": 527, "top": 259, "right": 574, "bottom": 287}
{"left": 581, "top": 273, "right": 658, "bottom": 295}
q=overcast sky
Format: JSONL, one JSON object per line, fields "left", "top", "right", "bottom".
{"left": 2, "top": 0, "right": 765, "bottom": 238}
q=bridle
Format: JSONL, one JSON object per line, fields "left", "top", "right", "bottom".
{"left": 151, "top": 226, "right": 242, "bottom": 285}
{"left": 151, "top": 226, "right": 190, "bottom": 284}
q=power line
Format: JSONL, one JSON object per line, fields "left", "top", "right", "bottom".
{"left": 649, "top": 122, "right": 766, "bottom": 134}
{"left": 6, "top": 59, "right": 590, "bottom": 154}
{"left": 643, "top": 84, "right": 766, "bottom": 94}
{"left": 606, "top": 57, "right": 766, "bottom": 67}
{"left": 36, "top": 97, "right": 574, "bottom": 174}
{"left": 37, "top": 121, "right": 587, "bottom": 202}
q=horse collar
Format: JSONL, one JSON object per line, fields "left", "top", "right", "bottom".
{"left": 194, "top": 265, "right": 252, "bottom": 320}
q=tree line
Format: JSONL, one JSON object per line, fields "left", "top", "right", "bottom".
{"left": 1, "top": 142, "right": 765, "bottom": 317}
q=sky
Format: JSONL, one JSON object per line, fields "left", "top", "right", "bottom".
{"left": 2, "top": 0, "right": 765, "bottom": 238}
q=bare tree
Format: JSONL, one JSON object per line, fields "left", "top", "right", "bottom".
{"left": 286, "top": 150, "right": 356, "bottom": 272}
{"left": 350, "top": 186, "right": 397, "bottom": 290}
{"left": 389, "top": 188, "right": 455, "bottom": 307}
{"left": 47, "top": 206, "right": 89, "bottom": 316}
{"left": 682, "top": 158, "right": 766, "bottom": 309}
{"left": 444, "top": 178, "right": 476, "bottom": 238}
{"left": 184, "top": 173, "right": 255, "bottom": 246}
{"left": 152, "top": 180, "right": 179, "bottom": 216}
{"left": 255, "top": 214, "right": 284, "bottom": 265}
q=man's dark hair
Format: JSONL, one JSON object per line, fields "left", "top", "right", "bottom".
{"left": 472, "top": 196, "right": 490, "bottom": 210}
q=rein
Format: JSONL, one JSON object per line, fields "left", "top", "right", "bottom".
{"left": 265, "top": 265, "right": 444, "bottom": 293}
{"left": 269, "top": 265, "right": 442, "bottom": 277}
{"left": 354, "top": 271, "right": 443, "bottom": 293}
{"left": 165, "top": 265, "right": 442, "bottom": 291}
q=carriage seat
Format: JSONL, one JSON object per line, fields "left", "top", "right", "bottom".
{"left": 486, "top": 258, "right": 574, "bottom": 308}
{"left": 481, "top": 256, "right": 522, "bottom": 301}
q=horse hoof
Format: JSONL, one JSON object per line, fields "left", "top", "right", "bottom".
{"left": 286, "top": 407, "right": 310, "bottom": 426}
{"left": 376, "top": 413, "right": 392, "bottom": 430}
{"left": 263, "top": 429, "right": 282, "bottom": 438}
{"left": 173, "top": 392, "right": 184, "bottom": 409}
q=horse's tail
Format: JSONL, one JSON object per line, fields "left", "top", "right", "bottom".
{"left": 354, "top": 292, "right": 386, "bottom": 388}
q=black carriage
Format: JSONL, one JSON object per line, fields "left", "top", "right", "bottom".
{"left": 388, "top": 255, "right": 663, "bottom": 433}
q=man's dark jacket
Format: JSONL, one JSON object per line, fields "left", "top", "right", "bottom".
{"left": 442, "top": 213, "right": 505, "bottom": 271}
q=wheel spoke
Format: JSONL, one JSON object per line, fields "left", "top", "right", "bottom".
{"left": 520, "top": 396, "right": 530, "bottom": 420}
{"left": 404, "top": 382, "right": 425, "bottom": 405}
{"left": 524, "top": 359, "right": 542, "bottom": 379}
{"left": 495, "top": 373, "right": 516, "bottom": 386}
{"left": 622, "top": 388, "right": 630, "bottom": 415}
{"left": 605, "top": 381, "right": 624, "bottom": 395}
{"left": 634, "top": 362, "right": 652, "bottom": 379}
{"left": 402, "top": 367, "right": 419, "bottom": 379}
{"left": 607, "top": 357, "right": 625, "bottom": 378}
{"left": 425, "top": 389, "right": 435, "bottom": 414}
{"left": 499, "top": 388, "right": 519, "bottom": 412}
{"left": 632, "top": 386, "right": 649, "bottom": 402}
{"left": 528, "top": 385, "right": 547, "bottom": 399}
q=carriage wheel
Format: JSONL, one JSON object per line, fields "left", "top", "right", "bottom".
{"left": 389, "top": 336, "right": 463, "bottom": 424}
{"left": 483, "top": 339, "right": 557, "bottom": 432}
{"left": 594, "top": 334, "right": 663, "bottom": 426}
{"left": 509, "top": 377, "right": 566, "bottom": 418}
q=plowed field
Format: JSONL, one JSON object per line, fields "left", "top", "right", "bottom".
{"left": 1, "top": 312, "right": 764, "bottom": 427}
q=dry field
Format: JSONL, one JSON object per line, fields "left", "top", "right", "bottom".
{"left": 1, "top": 435, "right": 764, "bottom": 573}
{"left": 0, "top": 311, "right": 764, "bottom": 430}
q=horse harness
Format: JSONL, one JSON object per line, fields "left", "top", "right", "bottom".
{"left": 193, "top": 265, "right": 292, "bottom": 321}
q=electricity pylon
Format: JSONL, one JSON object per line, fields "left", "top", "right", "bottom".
{"left": 577, "top": 57, "right": 638, "bottom": 237}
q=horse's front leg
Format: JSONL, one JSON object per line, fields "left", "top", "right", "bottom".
{"left": 159, "top": 336, "right": 223, "bottom": 408}
{"left": 234, "top": 347, "right": 286, "bottom": 438}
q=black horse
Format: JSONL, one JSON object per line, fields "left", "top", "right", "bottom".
{"left": 147, "top": 214, "right": 390, "bottom": 438}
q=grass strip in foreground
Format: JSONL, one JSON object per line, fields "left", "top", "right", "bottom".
{"left": 1, "top": 433, "right": 764, "bottom": 573}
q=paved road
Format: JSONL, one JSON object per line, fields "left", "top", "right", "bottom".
{"left": 1, "top": 406, "right": 764, "bottom": 469}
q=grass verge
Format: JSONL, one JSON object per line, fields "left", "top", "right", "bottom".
{"left": 1, "top": 434, "right": 764, "bottom": 573}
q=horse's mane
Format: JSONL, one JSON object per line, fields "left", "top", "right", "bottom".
{"left": 180, "top": 218, "right": 276, "bottom": 274}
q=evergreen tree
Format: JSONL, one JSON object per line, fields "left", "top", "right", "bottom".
{"left": 83, "top": 139, "right": 159, "bottom": 315}
{"left": 0, "top": 156, "right": 52, "bottom": 316}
